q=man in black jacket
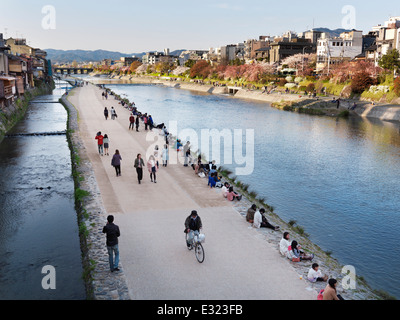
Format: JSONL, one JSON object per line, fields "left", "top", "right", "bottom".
{"left": 185, "top": 210, "right": 202, "bottom": 248}
{"left": 102, "top": 215, "right": 121, "bottom": 272}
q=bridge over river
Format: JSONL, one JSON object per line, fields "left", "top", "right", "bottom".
{"left": 54, "top": 67, "right": 93, "bottom": 75}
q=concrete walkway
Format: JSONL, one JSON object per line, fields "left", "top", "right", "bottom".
{"left": 68, "top": 83, "right": 317, "bottom": 300}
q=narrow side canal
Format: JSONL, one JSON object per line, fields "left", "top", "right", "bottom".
{"left": 0, "top": 81, "right": 86, "bottom": 299}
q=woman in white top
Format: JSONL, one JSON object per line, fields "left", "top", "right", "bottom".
{"left": 279, "top": 232, "right": 291, "bottom": 257}
{"left": 161, "top": 144, "right": 169, "bottom": 167}
{"left": 221, "top": 182, "right": 229, "bottom": 198}
{"left": 147, "top": 155, "right": 158, "bottom": 183}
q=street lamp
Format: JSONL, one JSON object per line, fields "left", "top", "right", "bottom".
{"left": 302, "top": 45, "right": 312, "bottom": 75}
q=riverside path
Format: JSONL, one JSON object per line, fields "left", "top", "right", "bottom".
{"left": 67, "top": 83, "right": 317, "bottom": 300}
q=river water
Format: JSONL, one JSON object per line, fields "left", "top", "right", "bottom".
{"left": 102, "top": 81, "right": 400, "bottom": 299}
{"left": 0, "top": 80, "right": 86, "bottom": 299}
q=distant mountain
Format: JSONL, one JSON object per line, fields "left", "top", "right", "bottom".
{"left": 45, "top": 49, "right": 145, "bottom": 63}
{"left": 45, "top": 48, "right": 187, "bottom": 64}
{"left": 306, "top": 28, "right": 353, "bottom": 37}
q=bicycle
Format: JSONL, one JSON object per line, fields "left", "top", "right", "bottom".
{"left": 186, "top": 231, "right": 205, "bottom": 263}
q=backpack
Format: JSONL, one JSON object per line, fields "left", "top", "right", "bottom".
{"left": 317, "top": 289, "right": 324, "bottom": 300}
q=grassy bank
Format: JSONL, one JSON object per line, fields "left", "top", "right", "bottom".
{"left": 59, "top": 94, "right": 95, "bottom": 300}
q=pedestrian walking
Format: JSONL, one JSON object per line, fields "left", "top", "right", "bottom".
{"left": 135, "top": 115, "right": 140, "bottom": 132}
{"left": 134, "top": 153, "right": 145, "bottom": 184}
{"left": 162, "top": 144, "right": 169, "bottom": 167}
{"left": 103, "top": 134, "right": 110, "bottom": 156}
{"left": 153, "top": 145, "right": 160, "bottom": 168}
{"left": 147, "top": 155, "right": 158, "bottom": 183}
{"left": 148, "top": 115, "right": 154, "bottom": 131}
{"left": 111, "top": 149, "right": 122, "bottom": 176}
{"left": 104, "top": 107, "right": 109, "bottom": 120}
{"left": 144, "top": 114, "right": 148, "bottom": 131}
{"left": 111, "top": 107, "right": 117, "bottom": 120}
{"left": 102, "top": 215, "right": 120, "bottom": 272}
{"left": 95, "top": 131, "right": 104, "bottom": 156}
{"left": 183, "top": 141, "right": 190, "bottom": 166}
{"left": 129, "top": 114, "right": 135, "bottom": 130}
{"left": 163, "top": 126, "right": 169, "bottom": 145}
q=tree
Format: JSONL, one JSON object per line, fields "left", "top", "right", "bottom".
{"left": 155, "top": 62, "right": 173, "bottom": 75}
{"left": 189, "top": 60, "right": 210, "bottom": 78}
{"left": 378, "top": 49, "right": 400, "bottom": 74}
{"left": 185, "top": 59, "right": 196, "bottom": 68}
{"left": 129, "top": 61, "right": 142, "bottom": 74}
{"left": 351, "top": 70, "right": 376, "bottom": 94}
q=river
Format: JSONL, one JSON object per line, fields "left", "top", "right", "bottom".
{"left": 0, "top": 80, "right": 86, "bottom": 299}
{"left": 99, "top": 81, "right": 400, "bottom": 299}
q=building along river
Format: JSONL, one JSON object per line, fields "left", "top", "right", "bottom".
{"left": 0, "top": 80, "right": 86, "bottom": 299}
{"left": 103, "top": 82, "right": 400, "bottom": 299}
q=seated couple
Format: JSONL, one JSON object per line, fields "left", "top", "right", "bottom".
{"left": 279, "top": 232, "right": 314, "bottom": 262}
{"left": 208, "top": 172, "right": 223, "bottom": 188}
{"left": 246, "top": 204, "right": 279, "bottom": 230}
{"left": 221, "top": 182, "right": 242, "bottom": 201}
{"left": 195, "top": 158, "right": 216, "bottom": 176}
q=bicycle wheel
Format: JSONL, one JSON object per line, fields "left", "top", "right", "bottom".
{"left": 195, "top": 242, "right": 205, "bottom": 263}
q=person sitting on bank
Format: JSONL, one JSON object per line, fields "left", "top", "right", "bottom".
{"left": 208, "top": 172, "right": 217, "bottom": 188}
{"left": 221, "top": 182, "right": 230, "bottom": 198}
{"left": 227, "top": 186, "right": 242, "bottom": 201}
{"left": 288, "top": 240, "right": 314, "bottom": 261}
{"left": 213, "top": 172, "right": 223, "bottom": 188}
{"left": 279, "top": 232, "right": 291, "bottom": 257}
{"left": 246, "top": 204, "right": 257, "bottom": 223}
{"left": 194, "top": 155, "right": 202, "bottom": 174}
{"left": 323, "top": 279, "right": 345, "bottom": 300}
{"left": 308, "top": 263, "right": 328, "bottom": 283}
{"left": 253, "top": 208, "right": 279, "bottom": 230}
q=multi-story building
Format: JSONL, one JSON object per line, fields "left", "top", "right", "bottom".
{"left": 178, "top": 50, "right": 208, "bottom": 65}
{"left": 219, "top": 43, "right": 245, "bottom": 62}
{"left": 142, "top": 49, "right": 178, "bottom": 66}
{"left": 120, "top": 56, "right": 140, "bottom": 66}
{"left": 5, "top": 38, "right": 35, "bottom": 56}
{"left": 370, "top": 16, "right": 400, "bottom": 65}
{"left": 244, "top": 36, "right": 272, "bottom": 60}
{"left": 269, "top": 32, "right": 314, "bottom": 63}
{"left": 298, "top": 29, "right": 324, "bottom": 45}
{"left": 316, "top": 30, "right": 363, "bottom": 72}
{"left": 0, "top": 34, "right": 16, "bottom": 109}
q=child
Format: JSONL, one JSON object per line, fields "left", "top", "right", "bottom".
{"left": 308, "top": 263, "right": 328, "bottom": 283}
{"left": 208, "top": 172, "right": 216, "bottom": 188}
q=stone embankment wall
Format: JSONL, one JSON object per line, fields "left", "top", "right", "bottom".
{"left": 354, "top": 104, "right": 400, "bottom": 122}
{"left": 0, "top": 82, "right": 54, "bottom": 143}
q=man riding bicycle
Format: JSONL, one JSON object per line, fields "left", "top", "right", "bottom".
{"left": 185, "top": 210, "right": 202, "bottom": 248}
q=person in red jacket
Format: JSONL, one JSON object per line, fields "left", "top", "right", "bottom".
{"left": 95, "top": 131, "right": 104, "bottom": 156}
{"left": 129, "top": 114, "right": 135, "bottom": 130}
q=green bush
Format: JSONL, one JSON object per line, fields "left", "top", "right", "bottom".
{"left": 306, "top": 83, "right": 315, "bottom": 92}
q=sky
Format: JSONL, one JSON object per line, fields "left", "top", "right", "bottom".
{"left": 0, "top": 0, "right": 399, "bottom": 53}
